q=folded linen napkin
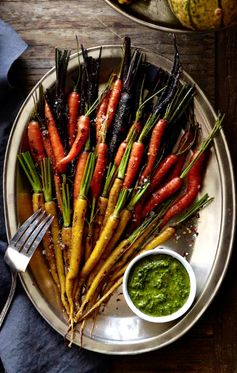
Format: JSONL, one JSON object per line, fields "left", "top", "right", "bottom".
{"left": 0, "top": 20, "right": 110, "bottom": 373}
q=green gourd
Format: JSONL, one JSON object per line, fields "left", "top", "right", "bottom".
{"left": 168, "top": 0, "right": 237, "bottom": 30}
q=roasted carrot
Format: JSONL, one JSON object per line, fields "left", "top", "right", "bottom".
{"left": 91, "top": 142, "right": 108, "bottom": 199}
{"left": 140, "top": 118, "right": 167, "bottom": 183}
{"left": 66, "top": 153, "right": 95, "bottom": 320}
{"left": 67, "top": 44, "right": 81, "bottom": 147}
{"left": 149, "top": 154, "right": 178, "bottom": 192}
{"left": 95, "top": 76, "right": 116, "bottom": 142}
{"left": 45, "top": 100, "right": 65, "bottom": 170}
{"left": 93, "top": 195, "right": 109, "bottom": 245}
{"left": 114, "top": 121, "right": 142, "bottom": 168}
{"left": 27, "top": 119, "right": 46, "bottom": 164}
{"left": 104, "top": 182, "right": 149, "bottom": 255}
{"left": 61, "top": 174, "right": 72, "bottom": 269}
{"left": 142, "top": 176, "right": 183, "bottom": 218}
{"left": 96, "top": 88, "right": 111, "bottom": 142}
{"left": 102, "top": 177, "right": 123, "bottom": 228}
{"left": 18, "top": 152, "right": 60, "bottom": 287}
{"left": 114, "top": 141, "right": 127, "bottom": 167}
{"left": 78, "top": 277, "right": 123, "bottom": 322}
{"left": 41, "top": 158, "right": 69, "bottom": 313}
{"left": 73, "top": 144, "right": 90, "bottom": 206}
{"left": 152, "top": 115, "right": 224, "bottom": 225}
{"left": 75, "top": 209, "right": 155, "bottom": 321}
{"left": 68, "top": 90, "right": 80, "bottom": 146}
{"left": 75, "top": 238, "right": 131, "bottom": 321}
{"left": 40, "top": 117, "right": 54, "bottom": 160}
{"left": 160, "top": 152, "right": 206, "bottom": 227}
{"left": 76, "top": 189, "right": 129, "bottom": 299}
{"left": 108, "top": 49, "right": 142, "bottom": 161}
{"left": 123, "top": 142, "right": 145, "bottom": 189}
{"left": 57, "top": 114, "right": 90, "bottom": 173}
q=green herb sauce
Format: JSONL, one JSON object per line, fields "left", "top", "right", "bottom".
{"left": 127, "top": 254, "right": 190, "bottom": 317}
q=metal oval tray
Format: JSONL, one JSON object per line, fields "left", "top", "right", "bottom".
{"left": 104, "top": 0, "right": 188, "bottom": 32}
{"left": 3, "top": 45, "right": 236, "bottom": 354}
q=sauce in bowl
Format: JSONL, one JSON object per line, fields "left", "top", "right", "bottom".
{"left": 123, "top": 248, "right": 196, "bottom": 323}
{"left": 127, "top": 254, "right": 190, "bottom": 317}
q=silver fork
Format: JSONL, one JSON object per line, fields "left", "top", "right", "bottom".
{"left": 0, "top": 209, "right": 54, "bottom": 328}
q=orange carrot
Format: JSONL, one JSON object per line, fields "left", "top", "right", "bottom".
{"left": 57, "top": 115, "right": 90, "bottom": 173}
{"left": 150, "top": 154, "right": 178, "bottom": 192}
{"left": 142, "top": 176, "right": 183, "bottom": 218}
{"left": 91, "top": 143, "right": 108, "bottom": 199}
{"left": 114, "top": 121, "right": 142, "bottom": 168}
{"left": 45, "top": 101, "right": 65, "bottom": 170}
{"left": 73, "top": 150, "right": 89, "bottom": 205}
{"left": 67, "top": 90, "right": 80, "bottom": 146}
{"left": 96, "top": 89, "right": 111, "bottom": 142}
{"left": 105, "top": 78, "right": 123, "bottom": 130}
{"left": 114, "top": 141, "right": 127, "bottom": 167}
{"left": 27, "top": 120, "right": 46, "bottom": 164}
{"left": 123, "top": 142, "right": 145, "bottom": 189}
{"left": 41, "top": 125, "right": 54, "bottom": 160}
{"left": 54, "top": 173, "right": 63, "bottom": 213}
{"left": 160, "top": 151, "right": 207, "bottom": 227}
{"left": 140, "top": 118, "right": 167, "bottom": 182}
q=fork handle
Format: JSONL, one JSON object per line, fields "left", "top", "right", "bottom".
{"left": 0, "top": 270, "right": 17, "bottom": 328}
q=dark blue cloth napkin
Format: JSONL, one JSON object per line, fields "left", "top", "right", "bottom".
{"left": 0, "top": 20, "right": 110, "bottom": 373}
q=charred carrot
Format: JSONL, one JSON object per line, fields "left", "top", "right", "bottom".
{"left": 140, "top": 118, "right": 167, "bottom": 183}
{"left": 57, "top": 115, "right": 90, "bottom": 173}
{"left": 91, "top": 142, "right": 108, "bottom": 199}
{"left": 45, "top": 100, "right": 65, "bottom": 169}
{"left": 67, "top": 44, "right": 81, "bottom": 146}
{"left": 109, "top": 49, "right": 142, "bottom": 161}
{"left": 122, "top": 110, "right": 159, "bottom": 189}
{"left": 61, "top": 174, "right": 72, "bottom": 268}
{"left": 76, "top": 188, "right": 129, "bottom": 299}
{"left": 106, "top": 182, "right": 150, "bottom": 253}
{"left": 102, "top": 36, "right": 131, "bottom": 131}
{"left": 142, "top": 176, "right": 183, "bottom": 218}
{"left": 66, "top": 153, "right": 95, "bottom": 320}
{"left": 41, "top": 158, "right": 69, "bottom": 313}
{"left": 160, "top": 152, "right": 206, "bottom": 227}
{"left": 57, "top": 97, "right": 98, "bottom": 173}
{"left": 73, "top": 141, "right": 90, "bottom": 206}
{"left": 102, "top": 139, "right": 133, "bottom": 227}
{"left": 96, "top": 88, "right": 111, "bottom": 142}
{"left": 68, "top": 90, "right": 80, "bottom": 146}
{"left": 95, "top": 75, "right": 116, "bottom": 142}
{"left": 27, "top": 120, "right": 46, "bottom": 164}
{"left": 18, "top": 152, "right": 60, "bottom": 287}
{"left": 149, "top": 154, "right": 178, "bottom": 192}
{"left": 144, "top": 114, "right": 224, "bottom": 219}
{"left": 123, "top": 142, "right": 145, "bottom": 189}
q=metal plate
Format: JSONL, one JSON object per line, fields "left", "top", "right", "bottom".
{"left": 104, "top": 0, "right": 188, "bottom": 33}
{"left": 3, "top": 45, "right": 236, "bottom": 354}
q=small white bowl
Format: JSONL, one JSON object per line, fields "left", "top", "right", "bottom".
{"left": 123, "top": 247, "right": 196, "bottom": 323}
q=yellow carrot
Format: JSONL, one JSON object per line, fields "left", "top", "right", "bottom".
{"left": 66, "top": 153, "right": 95, "bottom": 320}
{"left": 142, "top": 227, "right": 176, "bottom": 251}
{"left": 102, "top": 177, "right": 122, "bottom": 228}
{"left": 79, "top": 277, "right": 123, "bottom": 322}
{"left": 18, "top": 152, "right": 59, "bottom": 287}
{"left": 41, "top": 157, "right": 69, "bottom": 314}
{"left": 93, "top": 196, "right": 108, "bottom": 245}
{"left": 76, "top": 188, "right": 129, "bottom": 300}
{"left": 66, "top": 197, "right": 87, "bottom": 304}
{"left": 75, "top": 238, "right": 130, "bottom": 321}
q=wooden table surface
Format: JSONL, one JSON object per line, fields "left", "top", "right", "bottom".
{"left": 1, "top": 1, "right": 237, "bottom": 372}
